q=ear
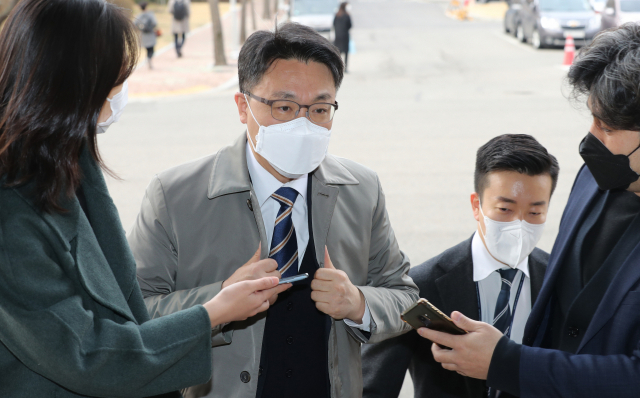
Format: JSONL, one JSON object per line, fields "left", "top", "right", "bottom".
{"left": 234, "top": 92, "right": 248, "bottom": 124}
{"left": 470, "top": 192, "right": 481, "bottom": 223}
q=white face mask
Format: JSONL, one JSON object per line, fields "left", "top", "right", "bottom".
{"left": 97, "top": 80, "right": 129, "bottom": 134}
{"left": 478, "top": 202, "right": 545, "bottom": 268}
{"left": 245, "top": 94, "right": 331, "bottom": 179}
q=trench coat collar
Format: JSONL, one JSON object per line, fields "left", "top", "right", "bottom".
{"left": 207, "top": 132, "right": 359, "bottom": 200}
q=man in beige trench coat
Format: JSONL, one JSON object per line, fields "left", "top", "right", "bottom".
{"left": 128, "top": 23, "right": 418, "bottom": 398}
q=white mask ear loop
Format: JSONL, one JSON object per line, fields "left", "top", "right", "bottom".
{"left": 244, "top": 94, "right": 262, "bottom": 152}
{"left": 478, "top": 200, "right": 489, "bottom": 239}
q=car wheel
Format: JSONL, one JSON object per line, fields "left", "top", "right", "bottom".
{"left": 531, "top": 28, "right": 544, "bottom": 49}
{"left": 516, "top": 24, "right": 526, "bottom": 43}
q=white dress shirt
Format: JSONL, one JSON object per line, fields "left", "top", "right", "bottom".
{"left": 471, "top": 231, "right": 532, "bottom": 344}
{"left": 245, "top": 143, "right": 371, "bottom": 331}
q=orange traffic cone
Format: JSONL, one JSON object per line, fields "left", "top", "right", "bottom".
{"left": 563, "top": 36, "right": 575, "bottom": 66}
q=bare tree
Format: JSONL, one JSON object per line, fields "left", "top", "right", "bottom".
{"left": 240, "top": 0, "right": 247, "bottom": 43}
{"left": 209, "top": 0, "right": 227, "bottom": 66}
{"left": 0, "top": 0, "right": 19, "bottom": 26}
{"left": 262, "top": 0, "right": 270, "bottom": 19}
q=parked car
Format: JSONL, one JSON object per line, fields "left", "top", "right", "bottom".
{"left": 601, "top": 0, "right": 640, "bottom": 28}
{"left": 504, "top": 0, "right": 523, "bottom": 35}
{"left": 515, "top": 0, "right": 602, "bottom": 49}
{"left": 289, "top": 0, "right": 339, "bottom": 32}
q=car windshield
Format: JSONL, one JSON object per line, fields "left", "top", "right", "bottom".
{"left": 539, "top": 0, "right": 592, "bottom": 11}
{"left": 292, "top": 0, "right": 338, "bottom": 16}
{"left": 621, "top": 0, "right": 640, "bottom": 12}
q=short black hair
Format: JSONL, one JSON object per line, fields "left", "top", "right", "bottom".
{"left": 568, "top": 23, "right": 640, "bottom": 131}
{"left": 140, "top": 2, "right": 148, "bottom": 10}
{"left": 238, "top": 22, "right": 344, "bottom": 93}
{"left": 474, "top": 134, "right": 560, "bottom": 200}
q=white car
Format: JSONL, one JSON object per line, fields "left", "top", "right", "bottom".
{"left": 289, "top": 0, "right": 339, "bottom": 32}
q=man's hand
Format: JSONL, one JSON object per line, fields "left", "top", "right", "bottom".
{"left": 417, "top": 311, "right": 503, "bottom": 379}
{"left": 222, "top": 244, "right": 282, "bottom": 304}
{"left": 310, "top": 246, "right": 365, "bottom": 322}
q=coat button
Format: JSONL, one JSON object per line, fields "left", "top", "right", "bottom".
{"left": 568, "top": 327, "right": 580, "bottom": 338}
{"left": 246, "top": 199, "right": 253, "bottom": 211}
{"left": 287, "top": 301, "right": 293, "bottom": 311}
{"left": 286, "top": 335, "right": 294, "bottom": 345}
{"left": 240, "top": 371, "right": 251, "bottom": 383}
{"left": 259, "top": 367, "right": 263, "bottom": 376}
{"left": 285, "top": 369, "right": 293, "bottom": 378}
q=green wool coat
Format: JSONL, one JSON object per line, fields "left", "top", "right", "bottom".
{"left": 0, "top": 147, "right": 213, "bottom": 397}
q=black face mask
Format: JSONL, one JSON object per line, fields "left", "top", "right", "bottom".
{"left": 579, "top": 132, "right": 640, "bottom": 191}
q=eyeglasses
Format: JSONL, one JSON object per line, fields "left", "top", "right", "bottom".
{"left": 243, "top": 91, "right": 338, "bottom": 125}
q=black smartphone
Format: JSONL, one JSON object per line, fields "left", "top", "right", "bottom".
{"left": 401, "top": 299, "right": 467, "bottom": 348}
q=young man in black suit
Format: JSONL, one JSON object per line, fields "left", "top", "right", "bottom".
{"left": 361, "top": 134, "right": 559, "bottom": 398}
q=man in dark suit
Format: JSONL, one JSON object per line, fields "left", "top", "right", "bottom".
{"left": 362, "top": 134, "right": 558, "bottom": 398}
{"left": 421, "top": 24, "right": 640, "bottom": 398}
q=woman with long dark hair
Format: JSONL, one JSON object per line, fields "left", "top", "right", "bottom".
{"left": 0, "top": 0, "right": 288, "bottom": 396}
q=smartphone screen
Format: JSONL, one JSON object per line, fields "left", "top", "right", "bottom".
{"left": 279, "top": 273, "right": 309, "bottom": 285}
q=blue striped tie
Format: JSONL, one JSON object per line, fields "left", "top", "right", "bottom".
{"left": 492, "top": 268, "right": 518, "bottom": 335}
{"left": 269, "top": 187, "right": 299, "bottom": 278}
{"left": 488, "top": 268, "right": 519, "bottom": 398}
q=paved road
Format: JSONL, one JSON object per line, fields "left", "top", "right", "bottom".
{"left": 99, "top": 0, "right": 589, "bottom": 395}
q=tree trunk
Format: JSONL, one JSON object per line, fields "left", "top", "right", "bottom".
{"left": 262, "top": 0, "right": 270, "bottom": 20}
{"left": 240, "top": 0, "right": 247, "bottom": 43}
{"left": 209, "top": 0, "right": 227, "bottom": 66}
{"left": 0, "top": 0, "right": 19, "bottom": 26}
{"left": 250, "top": 0, "right": 257, "bottom": 30}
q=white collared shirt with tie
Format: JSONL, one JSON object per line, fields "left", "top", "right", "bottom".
{"left": 245, "top": 142, "right": 371, "bottom": 331}
{"left": 471, "top": 231, "right": 532, "bottom": 344}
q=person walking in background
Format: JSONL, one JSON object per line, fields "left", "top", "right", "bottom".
{"left": 135, "top": 2, "right": 157, "bottom": 69}
{"left": 0, "top": 0, "right": 289, "bottom": 396}
{"left": 333, "top": 2, "right": 352, "bottom": 72}
{"left": 168, "top": 0, "right": 190, "bottom": 58}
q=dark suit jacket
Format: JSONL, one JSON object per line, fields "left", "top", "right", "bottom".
{"left": 512, "top": 166, "right": 640, "bottom": 397}
{"left": 362, "top": 236, "right": 548, "bottom": 398}
{"left": 0, "top": 147, "right": 213, "bottom": 397}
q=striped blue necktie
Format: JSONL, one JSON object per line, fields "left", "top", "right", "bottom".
{"left": 492, "top": 268, "right": 519, "bottom": 335}
{"left": 488, "top": 268, "right": 519, "bottom": 398}
{"left": 269, "top": 187, "right": 299, "bottom": 278}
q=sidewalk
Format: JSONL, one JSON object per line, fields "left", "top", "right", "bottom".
{"left": 129, "top": 2, "right": 285, "bottom": 99}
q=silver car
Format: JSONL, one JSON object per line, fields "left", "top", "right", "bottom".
{"left": 601, "top": 0, "right": 640, "bottom": 28}
{"left": 515, "top": 0, "right": 602, "bottom": 49}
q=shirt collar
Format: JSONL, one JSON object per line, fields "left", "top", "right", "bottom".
{"left": 471, "top": 230, "right": 530, "bottom": 282}
{"left": 245, "top": 142, "right": 308, "bottom": 206}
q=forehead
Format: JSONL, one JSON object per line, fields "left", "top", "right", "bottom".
{"left": 252, "top": 58, "right": 336, "bottom": 98}
{"left": 484, "top": 171, "right": 552, "bottom": 200}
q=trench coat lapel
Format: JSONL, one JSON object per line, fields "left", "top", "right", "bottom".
{"left": 207, "top": 134, "right": 268, "bottom": 257}
{"left": 75, "top": 147, "right": 136, "bottom": 322}
{"left": 310, "top": 155, "right": 359, "bottom": 267}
